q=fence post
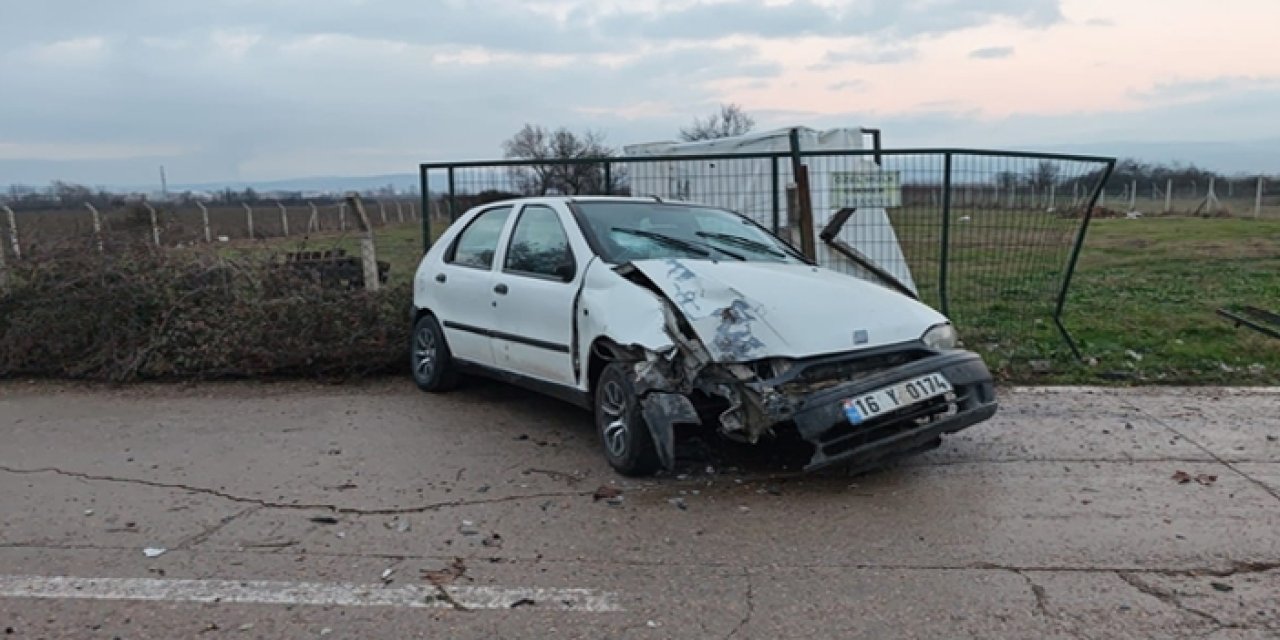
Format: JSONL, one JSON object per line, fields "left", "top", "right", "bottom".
{"left": 3, "top": 205, "right": 20, "bottom": 259}
{"left": 420, "top": 166, "right": 432, "bottom": 253}
{"left": 346, "top": 194, "right": 380, "bottom": 292}
{"left": 1073, "top": 183, "right": 1080, "bottom": 207}
{"left": 338, "top": 202, "right": 347, "bottom": 231}
{"left": 85, "top": 203, "right": 104, "bottom": 252}
{"left": 603, "top": 162, "right": 613, "bottom": 195}
{"left": 939, "top": 152, "right": 953, "bottom": 317}
{"left": 395, "top": 201, "right": 404, "bottom": 223}
{"left": 1165, "top": 179, "right": 1173, "bottom": 214}
{"left": 1257, "top": 177, "right": 1265, "bottom": 218}
{"left": 242, "top": 203, "right": 255, "bottom": 239}
{"left": 1049, "top": 184, "right": 1056, "bottom": 211}
{"left": 377, "top": 200, "right": 387, "bottom": 225}
{"left": 197, "top": 202, "right": 211, "bottom": 243}
{"left": 770, "top": 156, "right": 780, "bottom": 233}
{"left": 0, "top": 226, "right": 7, "bottom": 294}
{"left": 787, "top": 128, "right": 815, "bottom": 260}
{"left": 1055, "top": 160, "right": 1116, "bottom": 359}
{"left": 307, "top": 201, "right": 319, "bottom": 233}
{"left": 276, "top": 200, "right": 289, "bottom": 237}
{"left": 144, "top": 202, "right": 161, "bottom": 247}
{"left": 447, "top": 167, "right": 457, "bottom": 222}
{"left": 1128, "top": 179, "right": 1137, "bottom": 212}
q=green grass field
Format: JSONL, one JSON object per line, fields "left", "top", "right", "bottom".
{"left": 235, "top": 215, "right": 1280, "bottom": 385}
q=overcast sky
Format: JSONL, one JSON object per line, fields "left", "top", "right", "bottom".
{"left": 2, "top": 0, "right": 1278, "bottom": 185}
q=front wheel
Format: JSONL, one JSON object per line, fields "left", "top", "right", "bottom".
{"left": 595, "top": 362, "right": 661, "bottom": 476}
{"left": 411, "top": 314, "right": 458, "bottom": 392}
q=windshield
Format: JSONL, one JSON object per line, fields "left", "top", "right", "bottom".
{"left": 574, "top": 201, "right": 804, "bottom": 264}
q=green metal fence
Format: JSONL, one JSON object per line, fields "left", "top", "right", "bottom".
{"left": 419, "top": 148, "right": 1114, "bottom": 356}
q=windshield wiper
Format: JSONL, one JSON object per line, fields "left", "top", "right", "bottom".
{"left": 610, "top": 227, "right": 744, "bottom": 260}
{"left": 695, "top": 231, "right": 787, "bottom": 258}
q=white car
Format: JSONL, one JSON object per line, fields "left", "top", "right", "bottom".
{"left": 412, "top": 196, "right": 997, "bottom": 476}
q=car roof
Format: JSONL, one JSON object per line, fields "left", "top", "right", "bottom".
{"left": 471, "top": 195, "right": 700, "bottom": 208}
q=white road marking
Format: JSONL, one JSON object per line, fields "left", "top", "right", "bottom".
{"left": 0, "top": 575, "right": 622, "bottom": 612}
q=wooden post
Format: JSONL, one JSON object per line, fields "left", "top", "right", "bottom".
{"left": 1165, "top": 179, "right": 1173, "bottom": 213}
{"left": 338, "top": 203, "right": 347, "bottom": 231}
{"left": 395, "top": 201, "right": 404, "bottom": 223}
{"left": 144, "top": 202, "right": 160, "bottom": 246}
{"left": 243, "top": 203, "right": 254, "bottom": 239}
{"left": 3, "top": 205, "right": 19, "bottom": 259}
{"left": 1257, "top": 177, "right": 1265, "bottom": 218}
{"left": 85, "top": 203, "right": 104, "bottom": 252}
{"left": 307, "top": 201, "right": 319, "bottom": 233}
{"left": 345, "top": 194, "right": 380, "bottom": 292}
{"left": 377, "top": 200, "right": 388, "bottom": 225}
{"left": 794, "top": 169, "right": 816, "bottom": 261}
{"left": 276, "top": 200, "right": 289, "bottom": 236}
{"left": 197, "top": 201, "right": 211, "bottom": 243}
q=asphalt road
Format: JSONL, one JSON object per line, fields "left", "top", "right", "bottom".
{"left": 1, "top": 379, "right": 1277, "bottom": 639}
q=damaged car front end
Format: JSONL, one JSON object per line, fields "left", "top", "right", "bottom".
{"left": 601, "top": 258, "right": 997, "bottom": 474}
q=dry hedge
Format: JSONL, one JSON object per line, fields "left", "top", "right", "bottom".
{"left": 0, "top": 236, "right": 410, "bottom": 381}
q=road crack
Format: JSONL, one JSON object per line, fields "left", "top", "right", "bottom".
{"left": 175, "top": 506, "right": 261, "bottom": 550}
{"left": 1115, "top": 571, "right": 1243, "bottom": 633}
{"left": 724, "top": 568, "right": 754, "bottom": 639}
{"left": 0, "top": 465, "right": 592, "bottom": 515}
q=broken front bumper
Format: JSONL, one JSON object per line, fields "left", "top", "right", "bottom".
{"left": 777, "top": 349, "right": 997, "bottom": 472}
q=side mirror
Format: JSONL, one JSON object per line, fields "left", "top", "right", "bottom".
{"left": 554, "top": 263, "right": 575, "bottom": 282}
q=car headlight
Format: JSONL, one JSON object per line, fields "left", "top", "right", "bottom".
{"left": 921, "top": 323, "right": 958, "bottom": 350}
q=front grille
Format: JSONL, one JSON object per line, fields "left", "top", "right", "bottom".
{"left": 778, "top": 347, "right": 932, "bottom": 394}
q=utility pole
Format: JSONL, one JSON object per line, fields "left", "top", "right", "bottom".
{"left": 159, "top": 165, "right": 168, "bottom": 201}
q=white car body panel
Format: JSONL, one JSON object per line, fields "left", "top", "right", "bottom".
{"left": 627, "top": 258, "right": 946, "bottom": 362}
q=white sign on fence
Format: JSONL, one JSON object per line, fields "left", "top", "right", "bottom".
{"left": 830, "top": 170, "right": 902, "bottom": 208}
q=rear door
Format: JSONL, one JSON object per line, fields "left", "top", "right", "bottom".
{"left": 431, "top": 205, "right": 513, "bottom": 366}
{"left": 489, "top": 203, "right": 581, "bottom": 386}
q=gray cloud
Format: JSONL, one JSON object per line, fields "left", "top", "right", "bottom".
{"left": 969, "top": 46, "right": 1014, "bottom": 59}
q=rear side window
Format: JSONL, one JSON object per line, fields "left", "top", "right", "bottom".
{"left": 448, "top": 206, "right": 512, "bottom": 269}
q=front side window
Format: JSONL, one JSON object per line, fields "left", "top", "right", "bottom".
{"left": 504, "top": 205, "right": 575, "bottom": 280}
{"left": 574, "top": 201, "right": 803, "bottom": 265}
{"left": 448, "top": 206, "right": 512, "bottom": 269}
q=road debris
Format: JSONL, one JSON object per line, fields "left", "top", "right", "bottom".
{"left": 380, "top": 568, "right": 396, "bottom": 583}
{"left": 1171, "top": 470, "right": 1217, "bottom": 485}
{"left": 593, "top": 485, "right": 622, "bottom": 501}
{"left": 83, "top": 509, "right": 94, "bottom": 516}
{"left": 510, "top": 598, "right": 536, "bottom": 608}
{"left": 422, "top": 557, "right": 467, "bottom": 586}
{"left": 1210, "top": 582, "right": 1233, "bottom": 592}
{"left": 237, "top": 623, "right": 255, "bottom": 632}
{"left": 667, "top": 497, "right": 687, "bottom": 510}
{"left": 459, "top": 520, "right": 480, "bottom": 536}
{"left": 309, "top": 516, "right": 339, "bottom": 525}
{"left": 142, "top": 547, "right": 166, "bottom": 558}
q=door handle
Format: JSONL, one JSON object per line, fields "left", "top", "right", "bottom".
{"left": 494, "top": 283, "right": 508, "bottom": 295}
{"left": 435, "top": 273, "right": 446, "bottom": 283}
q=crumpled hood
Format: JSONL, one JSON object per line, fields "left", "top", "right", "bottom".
{"left": 628, "top": 258, "right": 947, "bottom": 362}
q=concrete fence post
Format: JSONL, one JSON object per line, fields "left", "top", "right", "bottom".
{"left": 3, "top": 205, "right": 20, "bottom": 260}
{"left": 410, "top": 201, "right": 417, "bottom": 221}
{"left": 1072, "top": 182, "right": 1080, "bottom": 206}
{"left": 85, "top": 203, "right": 104, "bottom": 252}
{"left": 144, "top": 202, "right": 160, "bottom": 247}
{"left": 377, "top": 200, "right": 388, "bottom": 226}
{"left": 1257, "top": 177, "right": 1265, "bottom": 218}
{"left": 338, "top": 203, "right": 348, "bottom": 231}
{"left": 346, "top": 194, "right": 380, "bottom": 292}
{"left": 395, "top": 201, "right": 404, "bottom": 223}
{"left": 1128, "top": 179, "right": 1137, "bottom": 211}
{"left": 196, "top": 202, "right": 211, "bottom": 243}
{"left": 276, "top": 200, "right": 289, "bottom": 237}
{"left": 243, "top": 203, "right": 255, "bottom": 239}
{"left": 307, "top": 201, "right": 319, "bottom": 233}
{"left": 1165, "top": 179, "right": 1173, "bottom": 214}
{"left": 1049, "top": 184, "right": 1056, "bottom": 210}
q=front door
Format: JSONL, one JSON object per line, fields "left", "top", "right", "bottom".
{"left": 489, "top": 203, "right": 580, "bottom": 386}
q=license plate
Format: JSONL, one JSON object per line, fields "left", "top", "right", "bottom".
{"left": 842, "top": 372, "right": 952, "bottom": 425}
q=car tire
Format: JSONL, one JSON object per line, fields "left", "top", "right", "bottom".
{"left": 595, "top": 362, "right": 662, "bottom": 476}
{"left": 411, "top": 313, "right": 458, "bottom": 392}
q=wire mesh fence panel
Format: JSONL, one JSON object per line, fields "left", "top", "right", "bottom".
{"left": 421, "top": 149, "right": 1112, "bottom": 354}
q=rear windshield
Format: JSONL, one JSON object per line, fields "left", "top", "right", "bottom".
{"left": 574, "top": 201, "right": 803, "bottom": 264}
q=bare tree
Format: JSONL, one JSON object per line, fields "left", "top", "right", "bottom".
{"left": 1029, "top": 161, "right": 1060, "bottom": 189}
{"left": 679, "top": 103, "right": 756, "bottom": 142}
{"left": 502, "top": 124, "right": 619, "bottom": 195}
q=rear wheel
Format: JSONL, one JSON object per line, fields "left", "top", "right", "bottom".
{"left": 411, "top": 314, "right": 458, "bottom": 392}
{"left": 595, "top": 362, "right": 661, "bottom": 476}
